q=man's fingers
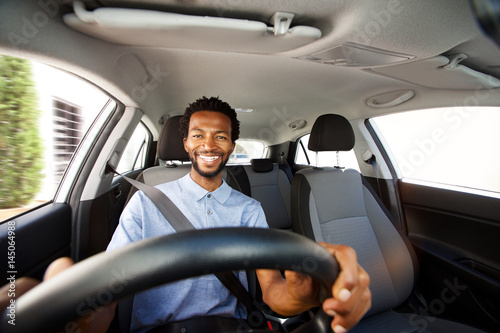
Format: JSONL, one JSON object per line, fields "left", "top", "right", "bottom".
{"left": 284, "top": 270, "right": 308, "bottom": 286}
{"left": 318, "top": 242, "right": 358, "bottom": 294}
{"left": 43, "top": 257, "right": 75, "bottom": 280}
{"left": 1, "top": 257, "right": 75, "bottom": 312}
{"left": 317, "top": 242, "right": 371, "bottom": 331}
{"left": 323, "top": 265, "right": 371, "bottom": 331}
{"left": 329, "top": 284, "right": 372, "bottom": 332}
{"left": 0, "top": 277, "right": 40, "bottom": 309}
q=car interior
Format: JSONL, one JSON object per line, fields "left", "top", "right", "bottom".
{"left": 1, "top": 0, "right": 500, "bottom": 332}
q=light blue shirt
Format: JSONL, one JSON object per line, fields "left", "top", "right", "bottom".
{"left": 107, "top": 173, "right": 268, "bottom": 333}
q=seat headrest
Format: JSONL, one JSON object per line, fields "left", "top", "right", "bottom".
{"left": 308, "top": 114, "right": 355, "bottom": 152}
{"left": 157, "top": 115, "right": 190, "bottom": 162}
{"left": 251, "top": 159, "right": 274, "bottom": 173}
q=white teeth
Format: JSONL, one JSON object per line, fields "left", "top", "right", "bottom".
{"left": 200, "top": 155, "right": 220, "bottom": 161}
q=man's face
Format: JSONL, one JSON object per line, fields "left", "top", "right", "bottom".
{"left": 183, "top": 111, "right": 235, "bottom": 179}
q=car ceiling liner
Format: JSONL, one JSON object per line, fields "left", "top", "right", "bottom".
{"left": 64, "top": 1, "right": 322, "bottom": 53}
{"left": 63, "top": 1, "right": 500, "bottom": 92}
{"left": 371, "top": 55, "right": 500, "bottom": 90}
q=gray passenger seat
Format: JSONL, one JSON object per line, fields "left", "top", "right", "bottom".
{"left": 242, "top": 159, "right": 292, "bottom": 230}
{"left": 291, "top": 114, "right": 486, "bottom": 333}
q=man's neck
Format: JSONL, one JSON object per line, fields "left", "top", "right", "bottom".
{"left": 190, "top": 170, "right": 223, "bottom": 192}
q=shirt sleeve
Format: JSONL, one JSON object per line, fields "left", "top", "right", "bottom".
{"left": 107, "top": 191, "right": 145, "bottom": 252}
{"left": 243, "top": 200, "right": 269, "bottom": 229}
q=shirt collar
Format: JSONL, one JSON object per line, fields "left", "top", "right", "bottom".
{"left": 179, "top": 173, "right": 231, "bottom": 204}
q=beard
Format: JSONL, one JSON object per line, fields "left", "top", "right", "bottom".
{"left": 190, "top": 150, "right": 230, "bottom": 179}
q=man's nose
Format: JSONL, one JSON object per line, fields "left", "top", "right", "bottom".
{"left": 202, "top": 136, "right": 216, "bottom": 150}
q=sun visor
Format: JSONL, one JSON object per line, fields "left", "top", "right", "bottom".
{"left": 63, "top": 4, "right": 322, "bottom": 53}
{"left": 370, "top": 55, "right": 500, "bottom": 90}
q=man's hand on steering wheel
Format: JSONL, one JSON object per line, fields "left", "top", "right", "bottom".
{"left": 258, "top": 242, "right": 371, "bottom": 333}
{"left": 319, "top": 243, "right": 371, "bottom": 333}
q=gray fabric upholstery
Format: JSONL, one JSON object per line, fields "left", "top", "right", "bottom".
{"left": 125, "top": 115, "right": 191, "bottom": 203}
{"left": 142, "top": 164, "right": 192, "bottom": 186}
{"left": 362, "top": 184, "right": 415, "bottom": 305}
{"left": 350, "top": 311, "right": 426, "bottom": 333}
{"left": 291, "top": 113, "right": 486, "bottom": 332}
{"left": 244, "top": 162, "right": 291, "bottom": 229}
{"left": 348, "top": 310, "right": 487, "bottom": 333}
{"left": 294, "top": 167, "right": 413, "bottom": 316}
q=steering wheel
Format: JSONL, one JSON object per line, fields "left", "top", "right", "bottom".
{"left": 0, "top": 228, "right": 339, "bottom": 332}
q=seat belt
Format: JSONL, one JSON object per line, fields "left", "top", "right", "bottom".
{"left": 106, "top": 164, "right": 265, "bottom": 326}
{"left": 362, "top": 151, "right": 382, "bottom": 197}
{"left": 278, "top": 152, "right": 294, "bottom": 183}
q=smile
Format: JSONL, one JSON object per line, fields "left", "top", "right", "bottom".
{"left": 199, "top": 155, "right": 221, "bottom": 162}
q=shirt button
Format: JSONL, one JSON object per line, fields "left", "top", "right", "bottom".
{"left": 208, "top": 210, "right": 212, "bottom": 215}
{"left": 207, "top": 194, "right": 212, "bottom": 198}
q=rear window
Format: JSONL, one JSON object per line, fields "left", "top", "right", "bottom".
{"left": 295, "top": 134, "right": 360, "bottom": 170}
{"left": 227, "top": 140, "right": 266, "bottom": 165}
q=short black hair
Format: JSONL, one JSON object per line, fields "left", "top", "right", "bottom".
{"left": 179, "top": 96, "right": 240, "bottom": 142}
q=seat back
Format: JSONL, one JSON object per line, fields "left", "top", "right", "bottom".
{"left": 243, "top": 159, "right": 292, "bottom": 230}
{"left": 291, "top": 114, "right": 415, "bottom": 317}
{"left": 125, "top": 115, "right": 191, "bottom": 203}
{"left": 157, "top": 115, "right": 190, "bottom": 166}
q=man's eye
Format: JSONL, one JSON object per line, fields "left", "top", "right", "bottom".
{"left": 217, "top": 136, "right": 227, "bottom": 140}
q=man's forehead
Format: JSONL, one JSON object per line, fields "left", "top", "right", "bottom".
{"left": 189, "top": 111, "right": 232, "bottom": 128}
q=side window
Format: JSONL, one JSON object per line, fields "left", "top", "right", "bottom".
{"left": 116, "top": 122, "right": 151, "bottom": 174}
{"left": 295, "top": 134, "right": 360, "bottom": 171}
{"left": 0, "top": 55, "right": 115, "bottom": 222}
{"left": 371, "top": 107, "right": 500, "bottom": 195}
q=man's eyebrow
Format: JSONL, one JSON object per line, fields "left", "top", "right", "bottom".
{"left": 189, "top": 128, "right": 229, "bottom": 135}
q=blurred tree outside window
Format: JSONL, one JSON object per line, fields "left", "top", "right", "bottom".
{"left": 0, "top": 55, "right": 112, "bottom": 222}
{"left": 0, "top": 56, "right": 43, "bottom": 210}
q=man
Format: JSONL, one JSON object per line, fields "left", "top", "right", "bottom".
{"left": 106, "top": 96, "right": 371, "bottom": 332}
{"left": 1, "top": 96, "right": 371, "bottom": 333}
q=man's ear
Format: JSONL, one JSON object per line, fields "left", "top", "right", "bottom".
{"left": 229, "top": 142, "right": 235, "bottom": 155}
{"left": 183, "top": 137, "right": 188, "bottom": 152}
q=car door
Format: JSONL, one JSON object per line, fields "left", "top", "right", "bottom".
{"left": 369, "top": 107, "right": 500, "bottom": 332}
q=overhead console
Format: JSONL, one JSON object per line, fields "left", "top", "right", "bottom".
{"left": 63, "top": 2, "right": 322, "bottom": 53}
